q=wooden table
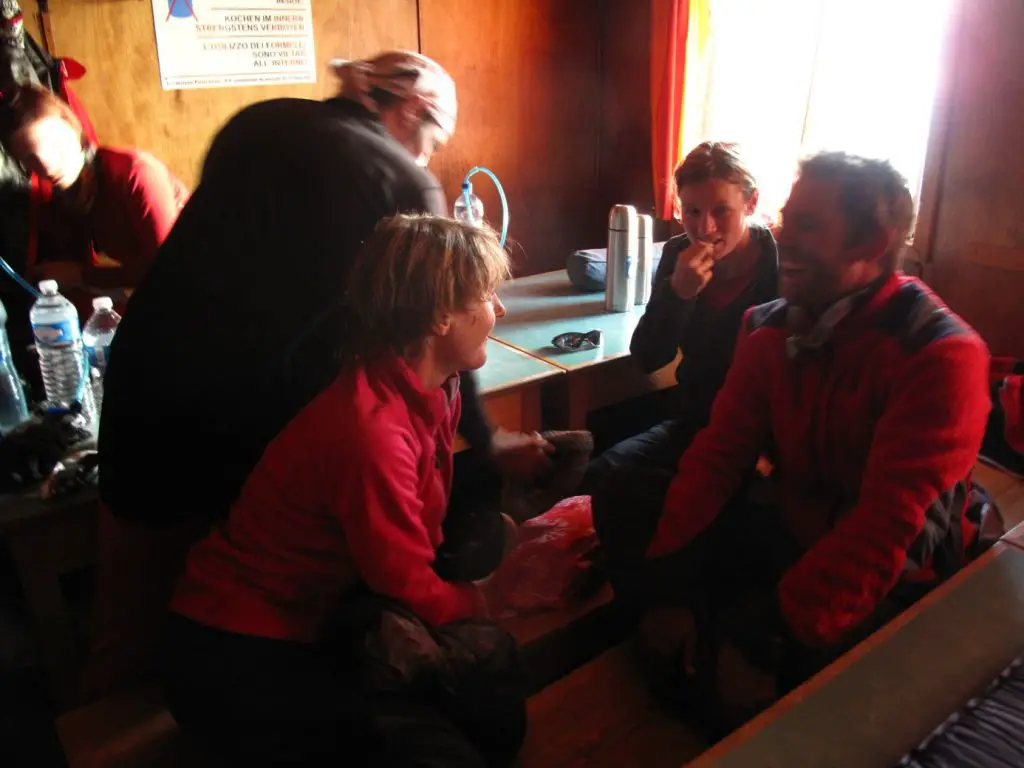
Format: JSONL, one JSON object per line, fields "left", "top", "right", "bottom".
{"left": 493, "top": 272, "right": 676, "bottom": 429}
{"left": 691, "top": 543, "right": 1024, "bottom": 767}
{"left": 454, "top": 339, "right": 564, "bottom": 450}
{"left": 1005, "top": 521, "right": 1024, "bottom": 551}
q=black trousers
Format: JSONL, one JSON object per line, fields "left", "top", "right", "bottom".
{"left": 577, "top": 419, "right": 699, "bottom": 497}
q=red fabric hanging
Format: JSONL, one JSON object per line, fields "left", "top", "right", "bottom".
{"left": 651, "top": 0, "right": 690, "bottom": 220}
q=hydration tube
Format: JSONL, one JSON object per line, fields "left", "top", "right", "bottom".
{"left": 462, "top": 166, "right": 509, "bottom": 248}
{"left": 285, "top": 165, "right": 511, "bottom": 378}
{"left": 0, "top": 254, "right": 41, "bottom": 299}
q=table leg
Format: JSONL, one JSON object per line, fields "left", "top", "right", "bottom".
{"left": 8, "top": 527, "right": 82, "bottom": 710}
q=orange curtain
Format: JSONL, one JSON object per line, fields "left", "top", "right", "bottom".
{"left": 650, "top": 0, "right": 712, "bottom": 220}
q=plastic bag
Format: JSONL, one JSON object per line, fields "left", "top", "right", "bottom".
{"left": 488, "top": 495, "right": 599, "bottom": 617}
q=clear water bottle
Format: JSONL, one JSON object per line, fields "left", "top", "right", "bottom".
{"left": 83, "top": 296, "right": 121, "bottom": 415}
{"left": 0, "top": 297, "right": 29, "bottom": 433}
{"left": 453, "top": 181, "right": 484, "bottom": 226}
{"left": 30, "top": 280, "right": 94, "bottom": 420}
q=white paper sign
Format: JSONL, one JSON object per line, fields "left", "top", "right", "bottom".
{"left": 151, "top": 0, "right": 317, "bottom": 90}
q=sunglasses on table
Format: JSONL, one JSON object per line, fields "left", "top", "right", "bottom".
{"left": 551, "top": 330, "right": 603, "bottom": 352}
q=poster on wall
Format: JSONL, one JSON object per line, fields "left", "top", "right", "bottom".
{"left": 150, "top": 0, "right": 317, "bottom": 90}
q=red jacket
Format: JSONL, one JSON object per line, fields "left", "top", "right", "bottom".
{"left": 171, "top": 355, "right": 483, "bottom": 642}
{"left": 35, "top": 146, "right": 188, "bottom": 274}
{"left": 991, "top": 357, "right": 1024, "bottom": 454}
{"left": 649, "top": 274, "right": 991, "bottom": 648}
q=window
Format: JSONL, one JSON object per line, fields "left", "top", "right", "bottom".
{"left": 681, "top": 0, "right": 953, "bottom": 222}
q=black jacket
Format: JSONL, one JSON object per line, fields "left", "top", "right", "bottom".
{"left": 100, "top": 98, "right": 490, "bottom": 525}
{"left": 629, "top": 226, "right": 778, "bottom": 428}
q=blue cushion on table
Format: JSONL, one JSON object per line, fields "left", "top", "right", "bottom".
{"left": 566, "top": 242, "right": 667, "bottom": 292}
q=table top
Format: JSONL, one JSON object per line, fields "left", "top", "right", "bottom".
{"left": 476, "top": 338, "right": 563, "bottom": 394}
{"left": 1005, "top": 520, "right": 1024, "bottom": 551}
{"left": 694, "top": 544, "right": 1024, "bottom": 768}
{"left": 493, "top": 271, "right": 648, "bottom": 371}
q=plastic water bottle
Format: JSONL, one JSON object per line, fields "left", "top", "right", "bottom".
{"left": 453, "top": 181, "right": 484, "bottom": 226}
{"left": 30, "top": 280, "right": 95, "bottom": 420}
{"left": 0, "top": 297, "right": 29, "bottom": 433}
{"left": 83, "top": 296, "right": 121, "bottom": 415}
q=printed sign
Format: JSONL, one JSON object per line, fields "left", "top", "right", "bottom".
{"left": 151, "top": 0, "right": 316, "bottom": 90}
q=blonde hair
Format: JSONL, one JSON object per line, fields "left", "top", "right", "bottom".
{"left": 346, "top": 214, "right": 510, "bottom": 358}
{"left": 674, "top": 141, "right": 757, "bottom": 202}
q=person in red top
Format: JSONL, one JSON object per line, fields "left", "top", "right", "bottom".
{"left": 0, "top": 84, "right": 187, "bottom": 300}
{"left": 159, "top": 214, "right": 524, "bottom": 767}
{"left": 594, "top": 152, "right": 991, "bottom": 734}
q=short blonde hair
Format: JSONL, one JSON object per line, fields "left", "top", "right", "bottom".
{"left": 346, "top": 214, "right": 510, "bottom": 357}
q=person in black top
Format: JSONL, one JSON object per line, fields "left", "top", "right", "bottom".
{"left": 584, "top": 142, "right": 778, "bottom": 492}
{"left": 84, "top": 51, "right": 547, "bottom": 698}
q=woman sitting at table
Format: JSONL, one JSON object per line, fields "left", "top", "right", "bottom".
{"left": 0, "top": 84, "right": 187, "bottom": 298}
{"left": 582, "top": 141, "right": 778, "bottom": 493}
{"left": 159, "top": 214, "right": 526, "bottom": 768}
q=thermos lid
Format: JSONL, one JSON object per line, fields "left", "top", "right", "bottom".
{"left": 608, "top": 204, "right": 638, "bottom": 231}
{"left": 637, "top": 213, "right": 653, "bottom": 237}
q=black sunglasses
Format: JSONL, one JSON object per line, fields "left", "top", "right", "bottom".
{"left": 551, "top": 330, "right": 603, "bottom": 352}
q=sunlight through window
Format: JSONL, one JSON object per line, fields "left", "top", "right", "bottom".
{"left": 686, "top": 0, "right": 953, "bottom": 223}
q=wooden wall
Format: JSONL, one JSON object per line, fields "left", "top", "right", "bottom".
{"left": 31, "top": 0, "right": 418, "bottom": 188}
{"left": 597, "top": 0, "right": 654, "bottom": 221}
{"left": 19, "top": 0, "right": 629, "bottom": 275}
{"left": 924, "top": 0, "right": 1024, "bottom": 359}
{"left": 420, "top": 0, "right": 605, "bottom": 274}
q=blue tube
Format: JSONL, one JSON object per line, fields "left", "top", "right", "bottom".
{"left": 462, "top": 167, "right": 509, "bottom": 248}
{"left": 0, "top": 255, "right": 41, "bottom": 299}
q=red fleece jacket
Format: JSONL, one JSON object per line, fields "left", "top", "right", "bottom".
{"left": 37, "top": 147, "right": 188, "bottom": 274}
{"left": 171, "top": 355, "right": 482, "bottom": 642}
{"left": 648, "top": 274, "right": 990, "bottom": 648}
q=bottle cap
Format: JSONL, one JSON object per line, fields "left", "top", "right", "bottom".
{"left": 38, "top": 280, "right": 58, "bottom": 295}
{"left": 92, "top": 297, "right": 114, "bottom": 311}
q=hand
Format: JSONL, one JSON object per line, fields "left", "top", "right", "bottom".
{"left": 32, "top": 261, "right": 85, "bottom": 289}
{"left": 669, "top": 242, "right": 716, "bottom": 300}
{"left": 489, "top": 429, "right": 554, "bottom": 480}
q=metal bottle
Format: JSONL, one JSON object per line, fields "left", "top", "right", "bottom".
{"left": 605, "top": 204, "right": 638, "bottom": 312}
{"left": 635, "top": 213, "right": 654, "bottom": 305}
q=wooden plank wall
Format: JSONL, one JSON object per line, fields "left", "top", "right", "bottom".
{"left": 17, "top": 0, "right": 623, "bottom": 275}
{"left": 30, "top": 0, "right": 418, "bottom": 189}
{"left": 924, "top": 0, "right": 1024, "bottom": 359}
{"left": 419, "top": 0, "right": 605, "bottom": 274}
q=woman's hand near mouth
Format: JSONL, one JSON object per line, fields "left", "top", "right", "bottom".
{"left": 670, "top": 240, "right": 717, "bottom": 299}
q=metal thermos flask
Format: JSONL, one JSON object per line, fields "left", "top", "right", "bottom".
{"left": 605, "top": 204, "right": 638, "bottom": 312}
{"left": 635, "top": 214, "right": 654, "bottom": 306}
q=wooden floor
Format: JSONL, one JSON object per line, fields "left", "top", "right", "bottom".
{"left": 519, "top": 644, "right": 707, "bottom": 768}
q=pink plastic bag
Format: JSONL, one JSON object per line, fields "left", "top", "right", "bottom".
{"left": 488, "top": 495, "right": 598, "bottom": 617}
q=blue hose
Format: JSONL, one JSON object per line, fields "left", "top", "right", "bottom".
{"left": 0, "top": 255, "right": 41, "bottom": 299}
{"left": 462, "top": 167, "right": 509, "bottom": 248}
